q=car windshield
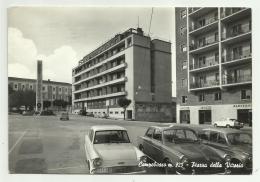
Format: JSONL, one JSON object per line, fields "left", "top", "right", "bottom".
{"left": 227, "top": 133, "right": 252, "bottom": 145}
{"left": 93, "top": 130, "right": 130, "bottom": 144}
{"left": 163, "top": 129, "right": 199, "bottom": 143}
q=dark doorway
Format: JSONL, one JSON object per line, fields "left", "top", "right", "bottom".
{"left": 127, "top": 110, "right": 132, "bottom": 119}
{"left": 237, "top": 109, "right": 252, "bottom": 126}
{"left": 180, "top": 110, "right": 190, "bottom": 124}
{"left": 199, "top": 110, "right": 212, "bottom": 124}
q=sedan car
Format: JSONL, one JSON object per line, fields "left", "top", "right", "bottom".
{"left": 60, "top": 112, "right": 69, "bottom": 120}
{"left": 85, "top": 125, "right": 147, "bottom": 174}
{"left": 137, "top": 125, "right": 231, "bottom": 174}
{"left": 213, "top": 118, "right": 244, "bottom": 129}
{"left": 198, "top": 128, "right": 252, "bottom": 174}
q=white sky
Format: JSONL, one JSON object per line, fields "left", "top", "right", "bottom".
{"left": 7, "top": 7, "right": 176, "bottom": 96}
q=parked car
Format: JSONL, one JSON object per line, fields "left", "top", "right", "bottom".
{"left": 213, "top": 118, "right": 244, "bottom": 129}
{"left": 86, "top": 112, "right": 94, "bottom": 117}
{"left": 40, "top": 110, "right": 55, "bottom": 116}
{"left": 79, "top": 109, "right": 87, "bottom": 116}
{"left": 137, "top": 125, "right": 231, "bottom": 174}
{"left": 85, "top": 125, "right": 147, "bottom": 174}
{"left": 22, "top": 110, "right": 35, "bottom": 116}
{"left": 60, "top": 112, "right": 69, "bottom": 120}
{"left": 198, "top": 128, "right": 252, "bottom": 174}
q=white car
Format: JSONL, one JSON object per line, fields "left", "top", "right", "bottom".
{"left": 213, "top": 118, "right": 244, "bottom": 129}
{"left": 84, "top": 125, "right": 147, "bottom": 174}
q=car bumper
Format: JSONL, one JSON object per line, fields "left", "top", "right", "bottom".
{"left": 92, "top": 166, "right": 146, "bottom": 174}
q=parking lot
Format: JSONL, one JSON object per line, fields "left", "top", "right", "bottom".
{"left": 8, "top": 114, "right": 252, "bottom": 174}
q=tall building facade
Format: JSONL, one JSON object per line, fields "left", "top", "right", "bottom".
{"left": 8, "top": 77, "right": 72, "bottom": 103}
{"left": 72, "top": 28, "right": 172, "bottom": 122}
{"left": 175, "top": 8, "right": 252, "bottom": 125}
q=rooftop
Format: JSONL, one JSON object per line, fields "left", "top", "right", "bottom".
{"left": 8, "top": 77, "right": 71, "bottom": 86}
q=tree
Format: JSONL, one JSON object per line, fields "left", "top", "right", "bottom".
{"left": 117, "top": 98, "right": 131, "bottom": 120}
{"left": 8, "top": 90, "right": 36, "bottom": 111}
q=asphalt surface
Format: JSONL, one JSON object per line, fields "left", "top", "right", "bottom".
{"left": 8, "top": 114, "right": 252, "bottom": 174}
{"left": 9, "top": 114, "right": 168, "bottom": 174}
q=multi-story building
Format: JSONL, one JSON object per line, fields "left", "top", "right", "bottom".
{"left": 175, "top": 8, "right": 252, "bottom": 125}
{"left": 8, "top": 77, "right": 72, "bottom": 103}
{"left": 72, "top": 28, "right": 173, "bottom": 121}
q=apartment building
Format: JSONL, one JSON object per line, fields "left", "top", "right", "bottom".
{"left": 176, "top": 8, "right": 252, "bottom": 125}
{"left": 72, "top": 28, "right": 173, "bottom": 122}
{"left": 8, "top": 77, "right": 72, "bottom": 103}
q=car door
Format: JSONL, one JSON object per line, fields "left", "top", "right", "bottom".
{"left": 150, "top": 128, "right": 164, "bottom": 163}
{"left": 207, "top": 131, "right": 229, "bottom": 152}
{"left": 142, "top": 127, "right": 155, "bottom": 157}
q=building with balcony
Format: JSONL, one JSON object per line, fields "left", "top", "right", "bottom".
{"left": 8, "top": 77, "right": 72, "bottom": 108}
{"left": 72, "top": 28, "right": 173, "bottom": 122}
{"left": 176, "top": 8, "right": 252, "bottom": 125}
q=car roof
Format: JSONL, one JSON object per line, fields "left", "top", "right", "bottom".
{"left": 202, "top": 127, "right": 248, "bottom": 134}
{"left": 91, "top": 125, "right": 127, "bottom": 132}
{"left": 149, "top": 124, "right": 196, "bottom": 131}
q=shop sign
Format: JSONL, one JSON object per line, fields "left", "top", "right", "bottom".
{"left": 200, "top": 106, "right": 211, "bottom": 110}
{"left": 233, "top": 104, "right": 252, "bottom": 109}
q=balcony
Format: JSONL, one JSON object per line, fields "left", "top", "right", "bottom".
{"left": 221, "top": 8, "right": 250, "bottom": 23}
{"left": 189, "top": 17, "right": 218, "bottom": 36}
{"left": 74, "top": 91, "right": 127, "bottom": 102}
{"left": 188, "top": 8, "right": 217, "bottom": 18}
{"left": 222, "top": 49, "right": 251, "bottom": 66}
{"left": 189, "top": 38, "right": 219, "bottom": 54}
{"left": 222, "top": 74, "right": 252, "bottom": 86}
{"left": 73, "top": 77, "right": 127, "bottom": 94}
{"left": 189, "top": 58, "right": 219, "bottom": 72}
{"left": 190, "top": 80, "right": 220, "bottom": 91}
{"left": 74, "top": 62, "right": 127, "bottom": 85}
{"left": 221, "top": 24, "right": 251, "bottom": 44}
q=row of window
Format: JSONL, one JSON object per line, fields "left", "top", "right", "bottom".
{"left": 12, "top": 83, "right": 70, "bottom": 93}
{"left": 181, "top": 89, "right": 251, "bottom": 104}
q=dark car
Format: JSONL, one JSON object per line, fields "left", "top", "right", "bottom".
{"left": 22, "top": 110, "right": 35, "bottom": 116}
{"left": 79, "top": 109, "right": 86, "bottom": 116}
{"left": 198, "top": 128, "right": 252, "bottom": 174}
{"left": 40, "top": 110, "right": 56, "bottom": 116}
{"left": 137, "top": 125, "right": 231, "bottom": 174}
{"left": 60, "top": 112, "right": 69, "bottom": 120}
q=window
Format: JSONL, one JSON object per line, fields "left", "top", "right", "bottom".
{"left": 115, "top": 111, "right": 119, "bottom": 114}
{"left": 182, "top": 96, "right": 187, "bottom": 104}
{"left": 127, "top": 38, "right": 132, "bottom": 47}
{"left": 53, "top": 95, "right": 55, "bottom": 99}
{"left": 180, "top": 27, "right": 186, "bottom": 36}
{"left": 30, "top": 85, "right": 33, "bottom": 89}
{"left": 59, "top": 87, "right": 62, "bottom": 92}
{"left": 14, "top": 84, "right": 18, "bottom": 89}
{"left": 198, "top": 93, "right": 205, "bottom": 102}
{"left": 110, "top": 111, "right": 113, "bottom": 114}
{"left": 241, "top": 90, "right": 251, "bottom": 100}
{"left": 22, "top": 85, "right": 25, "bottom": 90}
{"left": 181, "top": 78, "right": 187, "bottom": 87}
{"left": 199, "top": 19, "right": 206, "bottom": 27}
{"left": 153, "top": 129, "right": 162, "bottom": 141}
{"left": 145, "top": 128, "right": 155, "bottom": 138}
{"left": 42, "top": 86, "right": 45, "bottom": 91}
{"left": 214, "top": 92, "right": 222, "bottom": 101}
{"left": 182, "top": 60, "right": 187, "bottom": 70}
{"left": 180, "top": 44, "right": 187, "bottom": 52}
{"left": 180, "top": 9, "right": 187, "bottom": 19}
{"left": 53, "top": 87, "right": 55, "bottom": 91}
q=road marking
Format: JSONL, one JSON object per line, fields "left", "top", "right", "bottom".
{"left": 9, "top": 130, "right": 27, "bottom": 154}
{"left": 47, "top": 165, "right": 85, "bottom": 171}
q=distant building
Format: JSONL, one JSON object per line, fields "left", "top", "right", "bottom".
{"left": 8, "top": 77, "right": 72, "bottom": 103}
{"left": 72, "top": 28, "right": 173, "bottom": 122}
{"left": 175, "top": 8, "right": 252, "bottom": 125}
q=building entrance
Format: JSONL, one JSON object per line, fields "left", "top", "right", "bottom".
{"left": 237, "top": 109, "right": 252, "bottom": 126}
{"left": 199, "top": 110, "right": 212, "bottom": 124}
{"left": 180, "top": 110, "right": 190, "bottom": 124}
{"left": 127, "top": 110, "right": 132, "bottom": 119}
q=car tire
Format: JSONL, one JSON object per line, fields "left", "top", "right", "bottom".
{"left": 139, "top": 145, "right": 144, "bottom": 152}
{"left": 163, "top": 158, "right": 173, "bottom": 174}
{"left": 226, "top": 124, "right": 230, "bottom": 128}
{"left": 214, "top": 124, "right": 217, "bottom": 127}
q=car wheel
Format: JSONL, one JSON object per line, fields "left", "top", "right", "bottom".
{"left": 226, "top": 124, "right": 230, "bottom": 128}
{"left": 163, "top": 158, "right": 173, "bottom": 174}
{"left": 214, "top": 123, "right": 217, "bottom": 127}
{"left": 139, "top": 145, "right": 144, "bottom": 152}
